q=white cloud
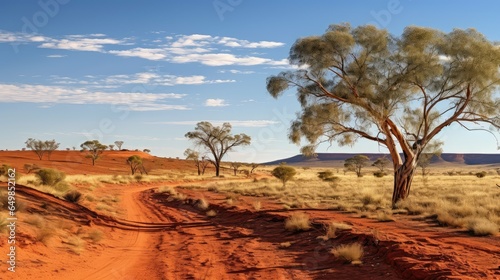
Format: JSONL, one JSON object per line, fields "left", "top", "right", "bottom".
{"left": 104, "top": 72, "right": 235, "bottom": 86}
{"left": 151, "top": 120, "right": 280, "bottom": 127}
{"left": 220, "top": 69, "right": 255, "bottom": 74}
{"left": 0, "top": 83, "right": 188, "bottom": 111}
{"left": 39, "top": 36, "right": 123, "bottom": 52}
{"left": 108, "top": 48, "right": 167, "bottom": 60}
{"left": 46, "top": 54, "right": 67, "bottom": 58}
{"left": 218, "top": 36, "right": 285, "bottom": 48}
{"left": 172, "top": 53, "right": 285, "bottom": 66}
{"left": 205, "top": 98, "right": 228, "bottom": 107}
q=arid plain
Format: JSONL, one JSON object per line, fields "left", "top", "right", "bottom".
{"left": 0, "top": 150, "right": 499, "bottom": 279}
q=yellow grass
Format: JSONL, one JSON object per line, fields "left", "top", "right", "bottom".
{"left": 331, "top": 242, "right": 364, "bottom": 263}
{"left": 186, "top": 165, "right": 500, "bottom": 234}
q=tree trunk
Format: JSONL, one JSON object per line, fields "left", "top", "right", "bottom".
{"left": 392, "top": 160, "right": 417, "bottom": 208}
{"left": 215, "top": 163, "right": 220, "bottom": 177}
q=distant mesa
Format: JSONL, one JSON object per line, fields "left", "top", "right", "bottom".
{"left": 263, "top": 153, "right": 500, "bottom": 167}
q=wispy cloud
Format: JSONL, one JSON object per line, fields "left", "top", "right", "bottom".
{"left": 46, "top": 54, "right": 67, "bottom": 58}
{"left": 108, "top": 48, "right": 167, "bottom": 60}
{"left": 0, "top": 30, "right": 289, "bottom": 67}
{"left": 0, "top": 83, "right": 188, "bottom": 111}
{"left": 219, "top": 69, "right": 255, "bottom": 74}
{"left": 150, "top": 120, "right": 280, "bottom": 128}
{"left": 205, "top": 98, "right": 228, "bottom": 107}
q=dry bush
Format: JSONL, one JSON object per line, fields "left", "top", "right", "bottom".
{"left": 35, "top": 228, "right": 54, "bottom": 245}
{"left": 253, "top": 201, "right": 261, "bottom": 211}
{"left": 467, "top": 217, "right": 499, "bottom": 236}
{"left": 285, "top": 213, "right": 311, "bottom": 231}
{"left": 278, "top": 242, "right": 292, "bottom": 248}
{"left": 206, "top": 210, "right": 217, "bottom": 217}
{"left": 25, "top": 214, "right": 46, "bottom": 228}
{"left": 158, "top": 186, "right": 177, "bottom": 195}
{"left": 376, "top": 210, "right": 394, "bottom": 222}
{"left": 87, "top": 229, "right": 104, "bottom": 243}
{"left": 36, "top": 168, "right": 66, "bottom": 186}
{"left": 196, "top": 198, "right": 209, "bottom": 210}
{"left": 64, "top": 190, "right": 82, "bottom": 203}
{"left": 67, "top": 235, "right": 86, "bottom": 254}
{"left": 331, "top": 243, "right": 364, "bottom": 264}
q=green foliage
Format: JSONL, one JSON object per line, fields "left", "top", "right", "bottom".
{"left": 373, "top": 171, "right": 387, "bottom": 178}
{"left": 372, "top": 157, "right": 390, "bottom": 172}
{"left": 81, "top": 140, "right": 107, "bottom": 166}
{"left": 36, "top": 168, "right": 66, "bottom": 186}
{"left": 271, "top": 165, "right": 297, "bottom": 187}
{"left": 344, "top": 155, "right": 370, "bottom": 177}
{"left": 64, "top": 190, "right": 82, "bottom": 203}
{"left": 126, "top": 155, "right": 143, "bottom": 175}
{"left": 317, "top": 171, "right": 334, "bottom": 180}
{"left": 267, "top": 22, "right": 500, "bottom": 206}
{"left": 185, "top": 122, "right": 251, "bottom": 176}
{"left": 25, "top": 138, "right": 60, "bottom": 160}
{"left": 475, "top": 171, "right": 487, "bottom": 178}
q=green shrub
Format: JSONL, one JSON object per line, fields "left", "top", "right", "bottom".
{"left": 36, "top": 168, "right": 66, "bottom": 186}
{"left": 272, "top": 165, "right": 297, "bottom": 187}
{"left": 373, "top": 171, "right": 387, "bottom": 178}
{"left": 64, "top": 190, "right": 82, "bottom": 203}
{"left": 475, "top": 171, "right": 487, "bottom": 178}
{"left": 317, "top": 171, "right": 334, "bottom": 180}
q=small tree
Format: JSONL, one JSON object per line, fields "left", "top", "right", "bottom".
{"left": 344, "top": 155, "right": 370, "bottom": 177}
{"left": 114, "top": 141, "right": 124, "bottom": 150}
{"left": 81, "top": 140, "right": 107, "bottom": 166}
{"left": 249, "top": 163, "right": 260, "bottom": 174}
{"left": 126, "top": 155, "right": 143, "bottom": 175}
{"left": 372, "top": 157, "right": 390, "bottom": 173}
{"left": 272, "top": 164, "right": 297, "bottom": 187}
{"left": 230, "top": 162, "right": 242, "bottom": 176}
{"left": 143, "top": 149, "right": 151, "bottom": 153}
{"left": 417, "top": 154, "right": 434, "bottom": 177}
{"left": 45, "top": 139, "right": 60, "bottom": 160}
{"left": 23, "top": 163, "right": 40, "bottom": 174}
{"left": 108, "top": 144, "right": 115, "bottom": 150}
{"left": 184, "top": 149, "right": 210, "bottom": 175}
{"left": 185, "top": 122, "right": 251, "bottom": 177}
{"left": 25, "top": 138, "right": 46, "bottom": 160}
{"left": 267, "top": 23, "right": 500, "bottom": 207}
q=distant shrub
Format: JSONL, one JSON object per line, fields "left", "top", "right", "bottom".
{"left": 272, "top": 165, "right": 297, "bottom": 187}
{"left": 317, "top": 171, "right": 334, "bottom": 180}
{"left": 475, "top": 171, "right": 487, "bottom": 178}
{"left": 64, "top": 190, "right": 82, "bottom": 203}
{"left": 36, "top": 168, "right": 66, "bottom": 186}
{"left": 373, "top": 171, "right": 387, "bottom": 178}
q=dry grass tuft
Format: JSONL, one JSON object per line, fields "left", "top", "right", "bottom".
{"left": 87, "top": 229, "right": 104, "bottom": 243}
{"left": 196, "top": 198, "right": 209, "bottom": 210}
{"left": 331, "top": 242, "right": 364, "bottom": 264}
{"left": 285, "top": 212, "right": 311, "bottom": 231}
{"left": 278, "top": 242, "right": 292, "bottom": 248}
{"left": 467, "top": 217, "right": 499, "bottom": 236}
{"left": 253, "top": 201, "right": 261, "bottom": 211}
{"left": 206, "top": 210, "right": 217, "bottom": 217}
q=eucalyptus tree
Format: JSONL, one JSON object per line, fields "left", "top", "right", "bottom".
{"left": 185, "top": 122, "right": 251, "bottom": 177}
{"left": 267, "top": 23, "right": 500, "bottom": 207}
{"left": 81, "top": 140, "right": 107, "bottom": 166}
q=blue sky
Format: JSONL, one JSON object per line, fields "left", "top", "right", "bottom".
{"left": 1, "top": 0, "right": 499, "bottom": 163}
